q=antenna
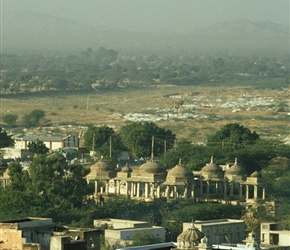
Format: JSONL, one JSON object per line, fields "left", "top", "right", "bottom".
{"left": 151, "top": 136, "right": 154, "bottom": 161}
{"left": 109, "top": 136, "right": 112, "bottom": 158}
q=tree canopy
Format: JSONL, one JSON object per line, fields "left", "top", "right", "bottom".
{"left": 0, "top": 127, "right": 14, "bottom": 148}
{"left": 120, "top": 122, "right": 176, "bottom": 158}
{"left": 207, "top": 123, "right": 260, "bottom": 151}
{"left": 2, "top": 114, "right": 18, "bottom": 126}
{"left": 22, "top": 109, "right": 46, "bottom": 127}
{"left": 28, "top": 139, "right": 49, "bottom": 155}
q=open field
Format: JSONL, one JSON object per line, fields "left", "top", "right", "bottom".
{"left": 1, "top": 84, "right": 289, "bottom": 143}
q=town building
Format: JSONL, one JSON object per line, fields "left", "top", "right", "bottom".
{"left": 0, "top": 217, "right": 53, "bottom": 250}
{"left": 14, "top": 135, "right": 79, "bottom": 150}
{"left": 0, "top": 217, "right": 101, "bottom": 250}
{"left": 116, "top": 220, "right": 290, "bottom": 250}
{"left": 94, "top": 218, "right": 165, "bottom": 247}
{"left": 51, "top": 227, "right": 100, "bottom": 250}
{"left": 261, "top": 222, "right": 290, "bottom": 247}
{"left": 183, "top": 219, "right": 246, "bottom": 245}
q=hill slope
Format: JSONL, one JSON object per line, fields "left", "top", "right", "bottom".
{"left": 2, "top": 11, "right": 289, "bottom": 53}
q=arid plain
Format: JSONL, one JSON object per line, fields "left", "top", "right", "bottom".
{"left": 2, "top": 84, "right": 289, "bottom": 144}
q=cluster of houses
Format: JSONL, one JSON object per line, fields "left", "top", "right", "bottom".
{"left": 1, "top": 216, "right": 290, "bottom": 250}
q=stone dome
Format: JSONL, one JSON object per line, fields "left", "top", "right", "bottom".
{"left": 91, "top": 159, "right": 115, "bottom": 172}
{"left": 201, "top": 156, "right": 224, "bottom": 179}
{"left": 250, "top": 171, "right": 261, "bottom": 178}
{"left": 225, "top": 158, "right": 247, "bottom": 176}
{"left": 139, "top": 160, "right": 166, "bottom": 174}
{"left": 177, "top": 223, "right": 205, "bottom": 246}
{"left": 167, "top": 160, "right": 193, "bottom": 179}
{"left": 121, "top": 164, "right": 132, "bottom": 173}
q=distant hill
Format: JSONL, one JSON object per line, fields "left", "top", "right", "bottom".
{"left": 199, "top": 18, "right": 289, "bottom": 35}
{"left": 2, "top": 11, "right": 289, "bottom": 53}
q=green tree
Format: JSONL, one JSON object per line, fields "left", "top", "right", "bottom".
{"left": 2, "top": 114, "right": 18, "bottom": 126}
{"left": 207, "top": 123, "right": 259, "bottom": 151}
{"left": 28, "top": 154, "right": 93, "bottom": 211}
{"left": 28, "top": 139, "right": 49, "bottom": 155}
{"left": 95, "top": 47, "right": 118, "bottom": 65}
{"left": 0, "top": 127, "right": 14, "bottom": 148}
{"left": 230, "top": 139, "right": 290, "bottom": 174}
{"left": 127, "top": 232, "right": 162, "bottom": 247}
{"left": 160, "top": 139, "right": 211, "bottom": 170}
{"left": 84, "top": 126, "right": 115, "bottom": 150}
{"left": 120, "top": 122, "right": 176, "bottom": 158}
{"left": 22, "top": 109, "right": 45, "bottom": 127}
{"left": 53, "top": 77, "right": 69, "bottom": 90}
{"left": 7, "top": 162, "right": 29, "bottom": 191}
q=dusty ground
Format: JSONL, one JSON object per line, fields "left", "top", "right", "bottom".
{"left": 1, "top": 84, "right": 289, "bottom": 143}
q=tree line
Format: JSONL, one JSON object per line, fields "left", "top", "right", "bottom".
{"left": 1, "top": 47, "right": 289, "bottom": 95}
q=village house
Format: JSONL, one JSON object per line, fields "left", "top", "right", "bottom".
{"left": 14, "top": 135, "right": 79, "bottom": 150}
{"left": 0, "top": 217, "right": 101, "bottom": 250}
{"left": 116, "top": 219, "right": 290, "bottom": 250}
{"left": 260, "top": 222, "right": 290, "bottom": 247}
{"left": 94, "top": 218, "right": 165, "bottom": 248}
{"left": 183, "top": 219, "right": 246, "bottom": 245}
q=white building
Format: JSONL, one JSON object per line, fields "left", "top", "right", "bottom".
{"left": 94, "top": 219, "right": 165, "bottom": 247}
{"left": 183, "top": 219, "right": 246, "bottom": 245}
{"left": 14, "top": 135, "right": 79, "bottom": 150}
{"left": 261, "top": 222, "right": 290, "bottom": 247}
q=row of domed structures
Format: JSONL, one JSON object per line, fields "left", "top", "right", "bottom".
{"left": 86, "top": 156, "right": 265, "bottom": 204}
{"left": 0, "top": 153, "right": 266, "bottom": 204}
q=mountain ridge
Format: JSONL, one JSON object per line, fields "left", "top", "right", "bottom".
{"left": 2, "top": 11, "right": 289, "bottom": 53}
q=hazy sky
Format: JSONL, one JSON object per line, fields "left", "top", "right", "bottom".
{"left": 2, "top": 0, "right": 289, "bottom": 32}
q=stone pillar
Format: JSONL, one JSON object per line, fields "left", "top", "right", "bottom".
{"left": 262, "top": 187, "right": 265, "bottom": 200}
{"left": 137, "top": 182, "right": 140, "bottom": 197}
{"left": 125, "top": 182, "right": 129, "bottom": 197}
{"left": 157, "top": 184, "right": 160, "bottom": 198}
{"left": 150, "top": 183, "right": 154, "bottom": 198}
{"left": 114, "top": 180, "right": 117, "bottom": 194}
{"left": 131, "top": 182, "right": 134, "bottom": 198}
{"left": 184, "top": 185, "right": 188, "bottom": 199}
{"left": 94, "top": 180, "right": 98, "bottom": 196}
{"left": 254, "top": 185, "right": 258, "bottom": 199}
{"left": 173, "top": 185, "right": 177, "bottom": 199}
{"left": 246, "top": 185, "right": 249, "bottom": 200}
{"left": 239, "top": 184, "right": 243, "bottom": 198}
{"left": 166, "top": 186, "right": 170, "bottom": 198}
{"left": 191, "top": 184, "right": 195, "bottom": 198}
{"left": 145, "top": 183, "right": 149, "bottom": 198}
{"left": 105, "top": 180, "right": 109, "bottom": 194}
{"left": 117, "top": 180, "right": 121, "bottom": 194}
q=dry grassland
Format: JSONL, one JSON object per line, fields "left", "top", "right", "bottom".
{"left": 1, "top": 84, "right": 289, "bottom": 142}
